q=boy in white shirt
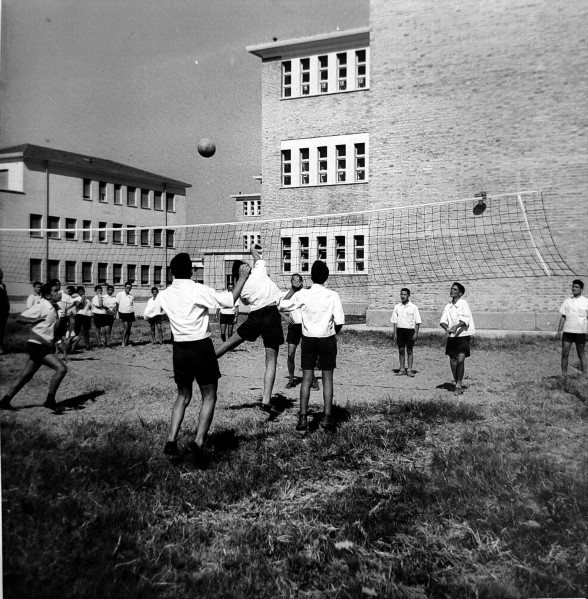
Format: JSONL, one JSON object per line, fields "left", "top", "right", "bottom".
{"left": 283, "top": 260, "right": 345, "bottom": 433}
{"left": 391, "top": 288, "right": 422, "bottom": 377}
{"left": 556, "top": 279, "right": 587, "bottom": 377}
{"left": 115, "top": 282, "right": 135, "bottom": 347}
{"left": 217, "top": 283, "right": 240, "bottom": 342}
{"left": 1, "top": 282, "right": 68, "bottom": 412}
{"left": 70, "top": 286, "right": 93, "bottom": 353}
{"left": 145, "top": 287, "right": 164, "bottom": 344}
{"left": 439, "top": 282, "right": 476, "bottom": 396}
{"left": 26, "top": 281, "right": 43, "bottom": 309}
{"left": 144, "top": 252, "right": 251, "bottom": 467}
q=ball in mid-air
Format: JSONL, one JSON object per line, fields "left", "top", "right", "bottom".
{"left": 197, "top": 139, "right": 216, "bottom": 158}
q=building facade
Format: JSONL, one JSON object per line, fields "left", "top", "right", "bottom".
{"left": 247, "top": 1, "right": 588, "bottom": 329}
{"left": 0, "top": 144, "right": 191, "bottom": 302}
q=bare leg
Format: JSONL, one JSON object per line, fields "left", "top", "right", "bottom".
{"left": 168, "top": 385, "right": 192, "bottom": 442}
{"left": 449, "top": 356, "right": 458, "bottom": 384}
{"left": 576, "top": 342, "right": 586, "bottom": 375}
{"left": 561, "top": 340, "right": 572, "bottom": 376}
{"left": 398, "top": 346, "right": 406, "bottom": 371}
{"left": 454, "top": 354, "right": 466, "bottom": 394}
{"left": 106, "top": 324, "right": 113, "bottom": 346}
{"left": 42, "top": 353, "right": 68, "bottom": 397}
{"left": 406, "top": 347, "right": 414, "bottom": 371}
{"left": 157, "top": 322, "right": 163, "bottom": 344}
{"left": 215, "top": 333, "right": 245, "bottom": 358}
{"left": 322, "top": 370, "right": 334, "bottom": 417}
{"left": 123, "top": 322, "right": 132, "bottom": 346}
{"left": 299, "top": 369, "right": 313, "bottom": 415}
{"left": 149, "top": 322, "right": 156, "bottom": 344}
{"left": 220, "top": 323, "right": 227, "bottom": 343}
{"left": 3, "top": 358, "right": 42, "bottom": 402}
{"left": 287, "top": 343, "right": 297, "bottom": 384}
{"left": 194, "top": 382, "right": 218, "bottom": 447}
{"left": 262, "top": 346, "right": 278, "bottom": 405}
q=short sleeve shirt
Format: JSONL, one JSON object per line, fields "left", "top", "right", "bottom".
{"left": 440, "top": 298, "right": 475, "bottom": 337}
{"left": 27, "top": 294, "right": 42, "bottom": 309}
{"left": 21, "top": 298, "right": 58, "bottom": 346}
{"left": 116, "top": 291, "right": 134, "bottom": 314}
{"left": 290, "top": 284, "right": 345, "bottom": 338}
{"left": 239, "top": 260, "right": 282, "bottom": 312}
{"left": 391, "top": 301, "right": 422, "bottom": 329}
{"left": 559, "top": 296, "right": 588, "bottom": 334}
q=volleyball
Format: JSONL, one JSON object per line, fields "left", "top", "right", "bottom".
{"left": 197, "top": 139, "right": 216, "bottom": 158}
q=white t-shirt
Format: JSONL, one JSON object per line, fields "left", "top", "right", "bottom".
{"left": 239, "top": 260, "right": 282, "bottom": 312}
{"left": 21, "top": 298, "right": 59, "bottom": 346}
{"left": 145, "top": 296, "right": 165, "bottom": 318}
{"left": 102, "top": 294, "right": 117, "bottom": 314}
{"left": 91, "top": 294, "right": 106, "bottom": 314}
{"left": 26, "top": 294, "right": 42, "bottom": 309}
{"left": 144, "top": 278, "right": 233, "bottom": 342}
{"left": 220, "top": 297, "right": 240, "bottom": 315}
{"left": 288, "top": 284, "right": 345, "bottom": 338}
{"left": 559, "top": 296, "right": 588, "bottom": 334}
{"left": 440, "top": 298, "right": 475, "bottom": 337}
{"left": 76, "top": 297, "right": 93, "bottom": 316}
{"left": 391, "top": 301, "right": 422, "bottom": 329}
{"left": 58, "top": 292, "right": 81, "bottom": 314}
{"left": 115, "top": 291, "right": 134, "bottom": 314}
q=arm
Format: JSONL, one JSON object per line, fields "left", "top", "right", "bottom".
{"left": 232, "top": 264, "right": 251, "bottom": 301}
{"left": 250, "top": 244, "right": 262, "bottom": 264}
{"left": 392, "top": 323, "right": 397, "bottom": 340}
{"left": 413, "top": 323, "right": 420, "bottom": 341}
{"left": 17, "top": 315, "right": 45, "bottom": 325}
{"left": 556, "top": 315, "right": 565, "bottom": 340}
{"left": 234, "top": 304, "right": 239, "bottom": 323}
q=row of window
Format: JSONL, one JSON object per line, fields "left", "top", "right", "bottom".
{"left": 30, "top": 259, "right": 168, "bottom": 287}
{"left": 82, "top": 179, "right": 176, "bottom": 211}
{"left": 281, "top": 134, "right": 369, "bottom": 187}
{"left": 282, "top": 48, "right": 369, "bottom": 98}
{"left": 29, "top": 215, "right": 175, "bottom": 248}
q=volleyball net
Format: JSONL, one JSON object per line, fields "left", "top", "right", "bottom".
{"left": 0, "top": 190, "right": 575, "bottom": 290}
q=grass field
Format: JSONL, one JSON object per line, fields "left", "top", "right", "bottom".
{"left": 1, "top": 316, "right": 587, "bottom": 598}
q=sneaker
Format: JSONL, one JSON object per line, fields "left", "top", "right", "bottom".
{"left": 163, "top": 440, "right": 179, "bottom": 456}
{"left": 311, "top": 379, "right": 320, "bottom": 391}
{"left": 395, "top": 369, "right": 408, "bottom": 376}
{"left": 320, "top": 415, "right": 336, "bottom": 433}
{"left": 285, "top": 380, "right": 296, "bottom": 389}
{"left": 295, "top": 413, "right": 308, "bottom": 431}
{"left": 187, "top": 440, "right": 209, "bottom": 470}
{"left": 454, "top": 386, "right": 463, "bottom": 396}
{"left": 407, "top": 371, "right": 415, "bottom": 378}
{"left": 260, "top": 403, "right": 280, "bottom": 418}
{"left": 44, "top": 398, "right": 57, "bottom": 411}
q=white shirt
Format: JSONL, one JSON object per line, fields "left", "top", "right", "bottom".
{"left": 115, "top": 291, "right": 134, "bottom": 314}
{"left": 239, "top": 260, "right": 282, "bottom": 312}
{"left": 287, "top": 284, "right": 345, "bottom": 338}
{"left": 391, "top": 301, "right": 422, "bottom": 329}
{"left": 559, "top": 296, "right": 588, "bottom": 334}
{"left": 220, "top": 297, "right": 240, "bottom": 315}
{"left": 76, "top": 297, "right": 93, "bottom": 316}
{"left": 91, "top": 294, "right": 106, "bottom": 314}
{"left": 144, "top": 278, "right": 233, "bottom": 342}
{"left": 145, "top": 296, "right": 165, "bottom": 317}
{"left": 440, "top": 298, "right": 475, "bottom": 337}
{"left": 21, "top": 298, "right": 59, "bottom": 346}
{"left": 58, "top": 292, "right": 81, "bottom": 314}
{"left": 26, "top": 294, "right": 42, "bottom": 309}
{"left": 280, "top": 290, "right": 302, "bottom": 326}
{"left": 103, "top": 294, "right": 117, "bottom": 313}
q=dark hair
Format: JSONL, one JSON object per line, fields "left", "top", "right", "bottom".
{"left": 453, "top": 282, "right": 465, "bottom": 295}
{"left": 94, "top": 285, "right": 102, "bottom": 292}
{"left": 33, "top": 281, "right": 42, "bottom": 287}
{"left": 572, "top": 279, "right": 584, "bottom": 289}
{"left": 170, "top": 253, "right": 193, "bottom": 278}
{"left": 66, "top": 285, "right": 77, "bottom": 295}
{"left": 311, "top": 260, "right": 329, "bottom": 284}
{"left": 50, "top": 278, "right": 61, "bottom": 287}
{"left": 124, "top": 281, "right": 133, "bottom": 287}
{"left": 151, "top": 286, "right": 159, "bottom": 293}
{"left": 41, "top": 282, "right": 55, "bottom": 298}
{"left": 401, "top": 287, "right": 411, "bottom": 296}
{"left": 232, "top": 260, "right": 245, "bottom": 282}
{"left": 106, "top": 285, "right": 114, "bottom": 292}
{"left": 77, "top": 286, "right": 85, "bottom": 293}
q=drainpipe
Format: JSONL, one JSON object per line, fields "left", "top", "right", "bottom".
{"left": 45, "top": 161, "right": 49, "bottom": 277}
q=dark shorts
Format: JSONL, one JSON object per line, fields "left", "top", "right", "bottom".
{"left": 94, "top": 314, "right": 114, "bottom": 328}
{"left": 74, "top": 314, "right": 92, "bottom": 334}
{"left": 219, "top": 313, "right": 236, "bottom": 325}
{"left": 396, "top": 327, "right": 416, "bottom": 348}
{"left": 562, "top": 332, "right": 586, "bottom": 345}
{"left": 445, "top": 336, "right": 471, "bottom": 358}
{"left": 173, "top": 337, "right": 221, "bottom": 388}
{"left": 146, "top": 315, "right": 163, "bottom": 325}
{"left": 287, "top": 323, "right": 303, "bottom": 346}
{"left": 119, "top": 312, "right": 136, "bottom": 323}
{"left": 301, "top": 335, "right": 337, "bottom": 371}
{"left": 55, "top": 316, "right": 70, "bottom": 339}
{"left": 237, "top": 305, "right": 284, "bottom": 349}
{"left": 27, "top": 341, "right": 53, "bottom": 363}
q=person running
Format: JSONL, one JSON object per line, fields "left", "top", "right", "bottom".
{"left": 218, "top": 283, "right": 240, "bottom": 342}
{"left": 439, "top": 282, "right": 475, "bottom": 396}
{"left": 556, "top": 279, "right": 587, "bottom": 377}
{"left": 0, "top": 268, "right": 10, "bottom": 355}
{"left": 391, "top": 287, "right": 422, "bottom": 377}
{"left": 0, "top": 282, "right": 67, "bottom": 412}
{"left": 70, "top": 286, "right": 93, "bottom": 353}
{"left": 115, "top": 282, "right": 135, "bottom": 347}
{"left": 145, "top": 287, "right": 164, "bottom": 345}
{"left": 215, "top": 245, "right": 285, "bottom": 416}
{"left": 144, "top": 252, "right": 251, "bottom": 467}
{"left": 26, "top": 281, "right": 43, "bottom": 309}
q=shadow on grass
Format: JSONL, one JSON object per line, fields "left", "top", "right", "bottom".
{"left": 57, "top": 389, "right": 105, "bottom": 411}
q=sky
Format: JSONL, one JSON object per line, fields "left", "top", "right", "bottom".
{"left": 0, "top": 0, "right": 369, "bottom": 224}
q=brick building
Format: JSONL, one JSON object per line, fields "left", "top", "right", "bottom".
{"left": 247, "top": 0, "right": 587, "bottom": 329}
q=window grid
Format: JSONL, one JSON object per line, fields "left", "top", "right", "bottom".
{"left": 113, "top": 224, "right": 122, "bottom": 244}
{"left": 337, "top": 53, "right": 347, "bottom": 91}
{"left": 319, "top": 55, "right": 328, "bottom": 93}
{"left": 318, "top": 146, "right": 328, "bottom": 184}
{"left": 114, "top": 184, "right": 122, "bottom": 205}
{"left": 300, "top": 57, "right": 310, "bottom": 95}
{"left": 65, "top": 261, "right": 76, "bottom": 283}
{"left": 355, "top": 143, "right": 366, "bottom": 181}
{"left": 336, "top": 236, "right": 346, "bottom": 271}
{"left": 317, "top": 236, "right": 327, "bottom": 262}
{"left": 82, "top": 220, "right": 92, "bottom": 242}
{"left": 153, "top": 229, "right": 162, "bottom": 247}
{"left": 354, "top": 235, "right": 365, "bottom": 271}
{"left": 98, "top": 222, "right": 108, "bottom": 243}
{"left": 141, "top": 265, "right": 150, "bottom": 286}
{"left": 282, "top": 61, "right": 292, "bottom": 98}
{"left": 30, "top": 214, "right": 43, "bottom": 237}
{"left": 99, "top": 181, "right": 107, "bottom": 203}
{"left": 282, "top": 237, "right": 291, "bottom": 272}
{"left": 282, "top": 150, "right": 292, "bottom": 186}
{"left": 300, "top": 148, "right": 310, "bottom": 185}
{"left": 127, "top": 225, "right": 137, "bottom": 246}
{"left": 48, "top": 216, "right": 60, "bottom": 239}
{"left": 113, "top": 264, "right": 122, "bottom": 285}
{"left": 153, "top": 266, "right": 162, "bottom": 286}
{"left": 127, "top": 186, "right": 136, "bottom": 207}
{"left": 127, "top": 265, "right": 136, "bottom": 284}
{"left": 83, "top": 179, "right": 91, "bottom": 201}
{"left": 337, "top": 145, "right": 347, "bottom": 182}
{"left": 65, "top": 218, "right": 77, "bottom": 241}
{"left": 30, "top": 259, "right": 42, "bottom": 282}
{"left": 98, "top": 263, "right": 108, "bottom": 284}
{"left": 140, "top": 229, "right": 150, "bottom": 246}
{"left": 356, "top": 49, "right": 367, "bottom": 88}
{"left": 166, "top": 229, "right": 174, "bottom": 248}
{"left": 82, "top": 262, "right": 92, "bottom": 284}
{"left": 299, "top": 237, "right": 309, "bottom": 272}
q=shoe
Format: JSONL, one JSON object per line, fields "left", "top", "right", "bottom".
{"left": 320, "top": 415, "right": 336, "bottom": 433}
{"left": 285, "top": 380, "right": 295, "bottom": 389}
{"left": 0, "top": 397, "right": 16, "bottom": 411}
{"left": 311, "top": 379, "right": 320, "bottom": 391}
{"left": 44, "top": 399, "right": 57, "bottom": 410}
{"left": 295, "top": 413, "right": 308, "bottom": 431}
{"left": 163, "top": 440, "right": 179, "bottom": 456}
{"left": 187, "top": 440, "right": 209, "bottom": 470}
{"left": 260, "top": 403, "right": 280, "bottom": 418}
{"left": 395, "top": 370, "right": 407, "bottom": 376}
{"left": 454, "top": 386, "right": 463, "bottom": 396}
{"left": 407, "top": 371, "right": 415, "bottom": 378}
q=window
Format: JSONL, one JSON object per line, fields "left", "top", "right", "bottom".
{"left": 127, "top": 264, "right": 136, "bottom": 284}
{"left": 224, "top": 261, "right": 235, "bottom": 289}
{"left": 281, "top": 150, "right": 292, "bottom": 186}
{"left": 98, "top": 263, "right": 108, "bottom": 284}
{"left": 356, "top": 49, "right": 367, "bottom": 88}
{"left": 300, "top": 57, "right": 310, "bottom": 95}
{"left": 48, "top": 260, "right": 60, "bottom": 281}
{"left": 48, "top": 216, "right": 60, "bottom": 239}
{"left": 300, "top": 148, "right": 310, "bottom": 185}
{"left": 141, "top": 188, "right": 149, "bottom": 209}
{"left": 282, "top": 61, "right": 292, "bottom": 98}
{"left": 282, "top": 237, "right": 291, "bottom": 272}
{"left": 154, "top": 191, "right": 163, "bottom": 211}
{"left": 337, "top": 145, "right": 347, "bottom": 182}
{"left": 98, "top": 222, "right": 108, "bottom": 243}
{"left": 30, "top": 214, "right": 43, "bottom": 237}
{"left": 114, "top": 184, "right": 122, "bottom": 205}
{"left": 319, "top": 55, "right": 328, "bottom": 93}
{"left": 299, "top": 237, "right": 309, "bottom": 272}
{"left": 336, "top": 236, "right": 346, "bottom": 271}
{"left": 317, "top": 236, "right": 327, "bottom": 262}
{"left": 140, "top": 265, "right": 150, "bottom": 286}
{"left": 0, "top": 169, "right": 8, "bottom": 189}
{"left": 318, "top": 146, "right": 328, "bottom": 184}
{"left": 82, "top": 262, "right": 92, "bottom": 284}
{"left": 166, "top": 229, "right": 174, "bottom": 248}
{"left": 113, "top": 223, "right": 122, "bottom": 244}
{"left": 113, "top": 264, "right": 122, "bottom": 285}
{"left": 337, "top": 53, "right": 347, "bottom": 91}
{"left": 65, "top": 218, "right": 77, "bottom": 241}
{"left": 355, "top": 143, "right": 366, "bottom": 181}
{"left": 140, "top": 229, "right": 150, "bottom": 246}
{"left": 65, "top": 261, "right": 76, "bottom": 283}
{"left": 153, "top": 229, "right": 162, "bottom": 247}
{"left": 354, "top": 235, "right": 365, "bottom": 271}
{"left": 166, "top": 193, "right": 175, "bottom": 212}
{"left": 83, "top": 178, "right": 92, "bottom": 200}
{"left": 83, "top": 220, "right": 92, "bottom": 242}
{"left": 127, "top": 225, "right": 137, "bottom": 246}
{"left": 30, "top": 259, "right": 42, "bottom": 282}
{"left": 99, "top": 181, "right": 107, "bottom": 203}
{"left": 243, "top": 233, "right": 260, "bottom": 250}
{"left": 127, "top": 186, "right": 136, "bottom": 207}
{"left": 243, "top": 199, "right": 261, "bottom": 217}
{"left": 153, "top": 266, "right": 162, "bottom": 286}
